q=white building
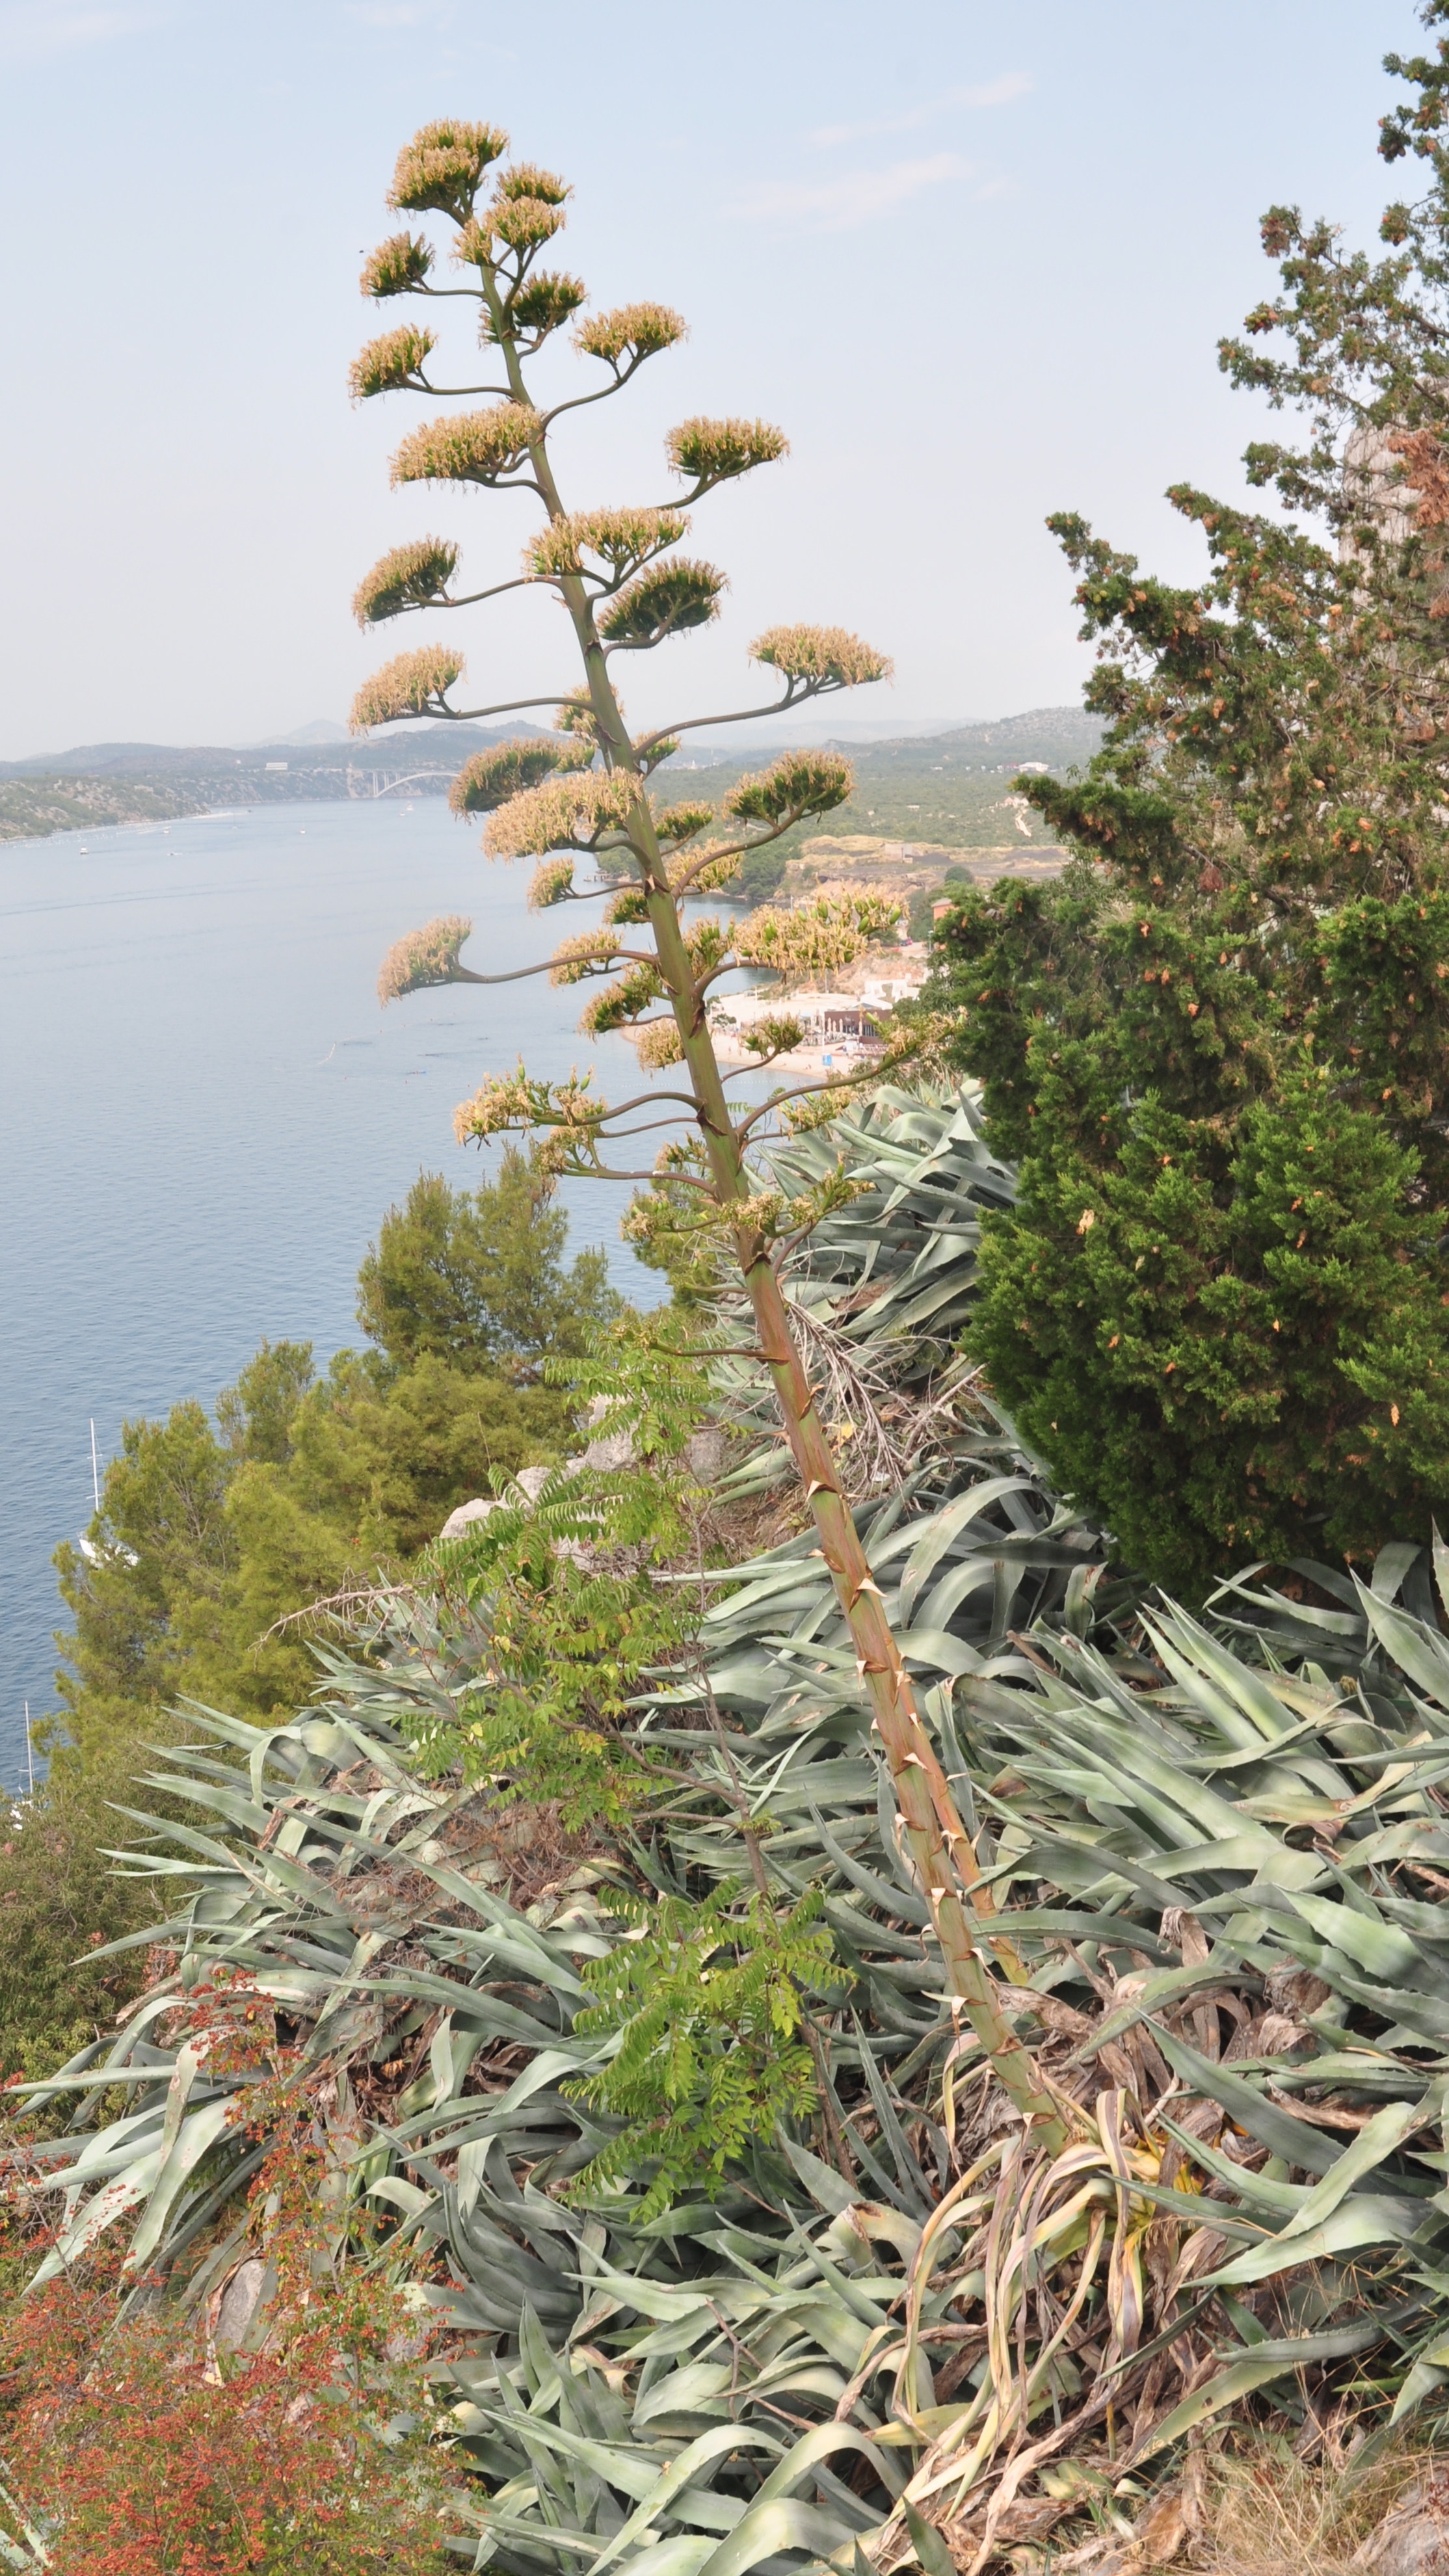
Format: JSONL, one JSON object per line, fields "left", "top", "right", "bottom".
{"left": 711, "top": 990, "right": 873, "bottom": 1041}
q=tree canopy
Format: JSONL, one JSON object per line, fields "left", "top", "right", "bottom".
{"left": 355, "top": 1146, "right": 616, "bottom": 1378}
{"left": 51, "top": 1161, "right": 613, "bottom": 1765}
{"left": 933, "top": 5, "right": 1449, "bottom": 1594}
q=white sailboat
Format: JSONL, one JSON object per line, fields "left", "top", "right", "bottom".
{"left": 77, "top": 1418, "right": 137, "bottom": 1567}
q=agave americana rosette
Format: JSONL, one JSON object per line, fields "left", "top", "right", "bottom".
{"left": 10, "top": 1093, "right": 1449, "bottom": 2570}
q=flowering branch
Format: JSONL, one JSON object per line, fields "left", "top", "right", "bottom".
{"left": 348, "top": 117, "right": 1064, "bottom": 2138}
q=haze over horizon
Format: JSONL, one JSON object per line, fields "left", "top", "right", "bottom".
{"left": 4, "top": 707, "right": 1067, "bottom": 762}
{"left": 0, "top": 0, "right": 1414, "bottom": 759}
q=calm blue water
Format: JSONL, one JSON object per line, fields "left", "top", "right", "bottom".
{"left": 0, "top": 797, "right": 701, "bottom": 1786}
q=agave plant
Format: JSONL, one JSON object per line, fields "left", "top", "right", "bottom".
{"left": 10, "top": 1679, "right": 621, "bottom": 2310}
{"left": 435, "top": 1547, "right": 1449, "bottom": 2574}
{"left": 711, "top": 1083, "right": 1054, "bottom": 1497}
{"left": 14, "top": 1087, "right": 1449, "bottom": 2573}
{"left": 863, "top": 1563, "right": 1449, "bottom": 2557}
{"left": 21, "top": 1545, "right": 1449, "bottom": 2573}
{"left": 693, "top": 1084, "right": 1128, "bottom": 1695}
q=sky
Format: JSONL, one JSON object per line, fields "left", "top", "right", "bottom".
{"left": 0, "top": 0, "right": 1423, "bottom": 757}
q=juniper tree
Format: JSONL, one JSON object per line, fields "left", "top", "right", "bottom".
{"left": 934, "top": 5, "right": 1449, "bottom": 1595}
{"left": 347, "top": 118, "right": 1059, "bottom": 2131}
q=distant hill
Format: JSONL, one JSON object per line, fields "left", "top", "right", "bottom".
{"left": 661, "top": 708, "right": 1104, "bottom": 851}
{"left": 264, "top": 719, "right": 349, "bottom": 746}
{"left": 710, "top": 707, "right": 1104, "bottom": 765}
{"left": 0, "top": 723, "right": 523, "bottom": 782}
{"left": 922, "top": 706, "right": 1103, "bottom": 765}
{"left": 0, "top": 709, "right": 1102, "bottom": 851}
{"left": 0, "top": 725, "right": 526, "bottom": 845}
{"left": 0, "top": 774, "right": 206, "bottom": 844}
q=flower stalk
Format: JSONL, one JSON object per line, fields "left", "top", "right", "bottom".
{"left": 351, "top": 117, "right": 1063, "bottom": 2138}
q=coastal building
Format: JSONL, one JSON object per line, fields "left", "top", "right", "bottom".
{"left": 706, "top": 953, "right": 929, "bottom": 1067}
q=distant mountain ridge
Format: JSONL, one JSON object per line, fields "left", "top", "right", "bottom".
{"left": 0, "top": 707, "right": 1102, "bottom": 780}
{"left": 703, "top": 708, "right": 1102, "bottom": 764}
{"left": 262, "top": 719, "right": 350, "bottom": 745}
{"left": 929, "top": 706, "right": 1103, "bottom": 762}
{"left": 0, "top": 709, "right": 1103, "bottom": 849}
{"left": 0, "top": 723, "right": 523, "bottom": 781}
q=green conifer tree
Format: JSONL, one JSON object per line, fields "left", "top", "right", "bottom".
{"left": 355, "top": 1149, "right": 616, "bottom": 1378}
{"left": 934, "top": 5, "right": 1449, "bottom": 1596}
{"left": 53, "top": 1156, "right": 609, "bottom": 1753}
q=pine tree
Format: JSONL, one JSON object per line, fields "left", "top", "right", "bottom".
{"left": 934, "top": 6, "right": 1449, "bottom": 1596}
{"left": 354, "top": 1149, "right": 617, "bottom": 1379}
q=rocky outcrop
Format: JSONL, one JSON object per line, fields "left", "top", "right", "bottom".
{"left": 436, "top": 1407, "right": 726, "bottom": 1545}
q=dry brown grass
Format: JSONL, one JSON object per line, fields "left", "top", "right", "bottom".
{"left": 996, "top": 2435, "right": 1441, "bottom": 2576}
{"left": 1199, "top": 2434, "right": 1432, "bottom": 2576}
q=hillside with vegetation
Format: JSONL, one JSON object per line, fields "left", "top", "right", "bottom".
{"left": 0, "top": 771, "right": 213, "bottom": 842}
{"left": 12, "top": 1093, "right": 1449, "bottom": 2572}
{"left": 666, "top": 706, "right": 1099, "bottom": 855}
{"left": 0, "top": 709, "right": 1097, "bottom": 849}
{"left": 0, "top": 723, "right": 531, "bottom": 842}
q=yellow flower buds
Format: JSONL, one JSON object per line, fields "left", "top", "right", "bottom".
{"left": 751, "top": 624, "right": 893, "bottom": 688}
{"left": 349, "top": 643, "right": 463, "bottom": 732}
{"left": 526, "top": 508, "right": 688, "bottom": 582}
{"left": 498, "top": 271, "right": 587, "bottom": 346}
{"left": 494, "top": 196, "right": 566, "bottom": 252}
{"left": 351, "top": 537, "right": 459, "bottom": 627}
{"left": 453, "top": 1066, "right": 606, "bottom": 1153}
{"left": 652, "top": 800, "right": 715, "bottom": 845}
{"left": 391, "top": 404, "right": 542, "bottom": 488}
{"left": 449, "top": 736, "right": 592, "bottom": 816}
{"left": 726, "top": 748, "right": 853, "bottom": 826}
{"left": 600, "top": 561, "right": 725, "bottom": 649}
{"left": 360, "top": 232, "right": 432, "bottom": 299}
{"left": 575, "top": 303, "right": 687, "bottom": 367}
{"left": 483, "top": 771, "right": 641, "bottom": 859}
{"left": 388, "top": 120, "right": 508, "bottom": 224}
{"left": 377, "top": 914, "right": 472, "bottom": 1004}
{"left": 349, "top": 325, "right": 436, "bottom": 400}
{"left": 548, "top": 931, "right": 622, "bottom": 984}
{"left": 736, "top": 892, "right": 901, "bottom": 979}
{"left": 667, "top": 416, "right": 788, "bottom": 486}
{"left": 528, "top": 857, "right": 577, "bottom": 910}
{"left": 579, "top": 962, "right": 665, "bottom": 1034}
{"left": 635, "top": 1020, "right": 685, "bottom": 1069}
{"left": 493, "top": 161, "right": 570, "bottom": 207}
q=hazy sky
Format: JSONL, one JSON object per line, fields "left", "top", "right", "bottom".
{"left": 0, "top": 0, "right": 1419, "bottom": 756}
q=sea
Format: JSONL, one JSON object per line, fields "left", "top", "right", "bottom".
{"left": 0, "top": 795, "right": 730, "bottom": 1791}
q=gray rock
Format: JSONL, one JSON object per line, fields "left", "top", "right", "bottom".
{"left": 579, "top": 1426, "right": 636, "bottom": 1473}
{"left": 578, "top": 1414, "right": 725, "bottom": 1481}
{"left": 440, "top": 1411, "right": 724, "bottom": 1548}
{"left": 438, "top": 1496, "right": 499, "bottom": 1541}
{"left": 687, "top": 1426, "right": 727, "bottom": 1482}
{"left": 1354, "top": 2475, "right": 1449, "bottom": 2576}
{"left": 212, "top": 2255, "right": 271, "bottom": 2352}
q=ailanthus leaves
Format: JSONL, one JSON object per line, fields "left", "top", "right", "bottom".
{"left": 568, "top": 1887, "right": 844, "bottom": 2222}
